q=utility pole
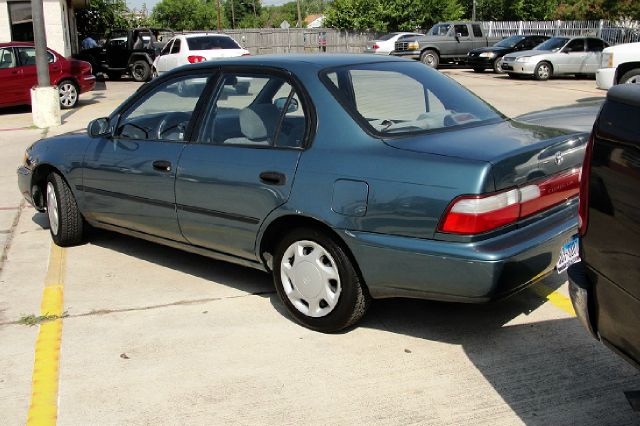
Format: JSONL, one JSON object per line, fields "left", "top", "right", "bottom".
{"left": 30, "top": 0, "right": 60, "bottom": 127}
{"left": 217, "top": 0, "right": 222, "bottom": 31}
{"left": 472, "top": 0, "right": 477, "bottom": 21}
{"left": 296, "top": 0, "right": 302, "bottom": 28}
{"left": 231, "top": 0, "right": 235, "bottom": 29}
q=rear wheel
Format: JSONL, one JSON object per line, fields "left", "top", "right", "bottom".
{"left": 533, "top": 61, "right": 552, "bottom": 81}
{"left": 46, "top": 172, "right": 84, "bottom": 246}
{"left": 273, "top": 228, "right": 370, "bottom": 333}
{"left": 57, "top": 79, "right": 79, "bottom": 109}
{"left": 620, "top": 68, "right": 640, "bottom": 84}
{"left": 420, "top": 49, "right": 439, "bottom": 68}
{"left": 131, "top": 60, "right": 151, "bottom": 82}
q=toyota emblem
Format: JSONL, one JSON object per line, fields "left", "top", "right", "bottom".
{"left": 554, "top": 152, "right": 564, "bottom": 166}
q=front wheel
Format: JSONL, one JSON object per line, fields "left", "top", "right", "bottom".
{"left": 533, "top": 62, "right": 552, "bottom": 81}
{"left": 420, "top": 49, "right": 439, "bottom": 68}
{"left": 46, "top": 173, "right": 85, "bottom": 246}
{"left": 493, "top": 59, "right": 504, "bottom": 74}
{"left": 620, "top": 68, "right": 640, "bottom": 85}
{"left": 131, "top": 60, "right": 151, "bottom": 82}
{"left": 58, "top": 80, "right": 79, "bottom": 109}
{"left": 273, "top": 228, "right": 370, "bottom": 333}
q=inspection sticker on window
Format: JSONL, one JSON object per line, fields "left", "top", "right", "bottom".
{"left": 556, "top": 237, "right": 580, "bottom": 274}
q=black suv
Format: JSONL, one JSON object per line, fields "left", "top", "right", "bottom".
{"left": 568, "top": 83, "right": 640, "bottom": 369}
{"left": 75, "top": 28, "right": 173, "bottom": 82}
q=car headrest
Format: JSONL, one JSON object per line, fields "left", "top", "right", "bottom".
{"left": 239, "top": 104, "right": 281, "bottom": 141}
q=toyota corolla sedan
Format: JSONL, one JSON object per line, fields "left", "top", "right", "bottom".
{"left": 17, "top": 55, "right": 585, "bottom": 332}
{"left": 502, "top": 36, "right": 608, "bottom": 81}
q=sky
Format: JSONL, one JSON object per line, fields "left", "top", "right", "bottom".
{"left": 126, "top": 0, "right": 290, "bottom": 11}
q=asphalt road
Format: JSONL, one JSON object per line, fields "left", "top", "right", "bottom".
{"left": 1, "top": 69, "right": 638, "bottom": 425}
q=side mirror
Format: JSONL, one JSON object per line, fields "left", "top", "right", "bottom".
{"left": 87, "top": 117, "right": 111, "bottom": 138}
{"left": 455, "top": 33, "right": 462, "bottom": 42}
{"left": 274, "top": 97, "right": 298, "bottom": 113}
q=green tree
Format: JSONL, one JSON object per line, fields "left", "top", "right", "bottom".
{"left": 324, "top": 0, "right": 464, "bottom": 32}
{"left": 152, "top": 0, "right": 229, "bottom": 31}
{"left": 75, "top": 0, "right": 131, "bottom": 40}
{"left": 224, "top": 0, "right": 262, "bottom": 28}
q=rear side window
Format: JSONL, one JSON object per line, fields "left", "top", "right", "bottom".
{"left": 16, "top": 47, "right": 54, "bottom": 65}
{"left": 565, "top": 39, "right": 585, "bottom": 52}
{"left": 454, "top": 25, "right": 469, "bottom": 37}
{"left": 472, "top": 24, "right": 483, "bottom": 37}
{"left": 0, "top": 48, "right": 16, "bottom": 69}
{"left": 587, "top": 38, "right": 606, "bottom": 52}
{"left": 186, "top": 36, "right": 241, "bottom": 50}
{"left": 322, "top": 62, "right": 502, "bottom": 136}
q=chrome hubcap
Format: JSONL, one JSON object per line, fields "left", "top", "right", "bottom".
{"left": 59, "top": 83, "right": 77, "bottom": 107}
{"left": 626, "top": 75, "right": 640, "bottom": 84}
{"left": 423, "top": 54, "right": 435, "bottom": 67}
{"left": 280, "top": 240, "right": 341, "bottom": 318}
{"left": 538, "top": 65, "right": 550, "bottom": 79}
{"left": 46, "top": 182, "right": 59, "bottom": 236}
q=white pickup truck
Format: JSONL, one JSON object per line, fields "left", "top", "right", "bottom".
{"left": 596, "top": 42, "right": 640, "bottom": 89}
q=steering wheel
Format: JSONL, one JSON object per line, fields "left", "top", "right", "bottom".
{"left": 156, "top": 112, "right": 188, "bottom": 140}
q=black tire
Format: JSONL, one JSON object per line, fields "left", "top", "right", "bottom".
{"left": 472, "top": 67, "right": 485, "bottom": 73}
{"left": 420, "top": 49, "right": 439, "bottom": 68}
{"left": 46, "top": 173, "right": 84, "bottom": 247}
{"left": 493, "top": 59, "right": 504, "bottom": 73}
{"left": 57, "top": 79, "right": 79, "bottom": 109}
{"left": 620, "top": 68, "right": 640, "bottom": 85}
{"left": 273, "top": 227, "right": 371, "bottom": 333}
{"left": 131, "top": 60, "right": 151, "bottom": 82}
{"left": 533, "top": 61, "right": 552, "bottom": 81}
{"left": 107, "top": 71, "right": 122, "bottom": 80}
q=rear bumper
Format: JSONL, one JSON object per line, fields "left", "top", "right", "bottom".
{"left": 596, "top": 67, "right": 615, "bottom": 90}
{"left": 78, "top": 75, "right": 96, "bottom": 94}
{"left": 567, "top": 262, "right": 598, "bottom": 339}
{"left": 342, "top": 200, "right": 579, "bottom": 302}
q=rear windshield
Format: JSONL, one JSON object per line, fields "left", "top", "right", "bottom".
{"left": 535, "top": 37, "right": 569, "bottom": 51}
{"left": 377, "top": 33, "right": 398, "bottom": 41}
{"left": 321, "top": 62, "right": 502, "bottom": 137}
{"left": 186, "top": 36, "right": 240, "bottom": 50}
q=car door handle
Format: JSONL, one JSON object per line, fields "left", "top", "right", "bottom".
{"left": 259, "top": 171, "right": 286, "bottom": 186}
{"left": 152, "top": 160, "right": 172, "bottom": 172}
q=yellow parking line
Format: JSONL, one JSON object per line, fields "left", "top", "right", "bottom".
{"left": 530, "top": 282, "right": 576, "bottom": 316}
{"left": 27, "top": 244, "right": 66, "bottom": 426}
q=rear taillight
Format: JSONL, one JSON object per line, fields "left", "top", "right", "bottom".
{"left": 187, "top": 55, "right": 207, "bottom": 63}
{"left": 578, "top": 133, "right": 595, "bottom": 236}
{"left": 373, "top": 44, "right": 379, "bottom": 50}
{"left": 439, "top": 169, "right": 581, "bottom": 235}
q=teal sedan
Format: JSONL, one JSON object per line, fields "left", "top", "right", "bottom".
{"left": 18, "top": 55, "right": 585, "bottom": 332}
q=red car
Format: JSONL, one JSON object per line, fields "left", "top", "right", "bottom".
{"left": 0, "top": 42, "right": 95, "bottom": 109}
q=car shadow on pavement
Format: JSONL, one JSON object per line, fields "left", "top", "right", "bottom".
{"left": 34, "top": 214, "right": 640, "bottom": 424}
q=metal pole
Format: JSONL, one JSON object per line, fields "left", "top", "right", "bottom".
{"left": 217, "top": 0, "right": 222, "bottom": 31}
{"left": 296, "top": 0, "right": 302, "bottom": 28}
{"left": 472, "top": 0, "right": 476, "bottom": 21}
{"left": 31, "top": 0, "right": 50, "bottom": 88}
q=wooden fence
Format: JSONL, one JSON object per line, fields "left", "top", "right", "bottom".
{"left": 184, "top": 20, "right": 639, "bottom": 54}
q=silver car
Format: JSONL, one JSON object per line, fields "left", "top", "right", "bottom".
{"left": 501, "top": 37, "right": 609, "bottom": 81}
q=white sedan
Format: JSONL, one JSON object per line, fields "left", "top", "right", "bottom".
{"left": 365, "top": 32, "right": 424, "bottom": 55}
{"left": 152, "top": 33, "right": 250, "bottom": 77}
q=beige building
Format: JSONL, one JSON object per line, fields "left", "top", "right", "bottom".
{"left": 0, "top": 0, "right": 87, "bottom": 56}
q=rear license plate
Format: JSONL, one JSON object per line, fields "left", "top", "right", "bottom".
{"left": 556, "top": 237, "right": 580, "bottom": 274}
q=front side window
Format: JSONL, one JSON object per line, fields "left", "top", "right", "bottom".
{"left": 565, "top": 39, "right": 585, "bottom": 53}
{"left": 15, "top": 47, "right": 54, "bottom": 66}
{"left": 200, "top": 73, "right": 307, "bottom": 148}
{"left": 0, "top": 48, "right": 17, "bottom": 69}
{"left": 322, "top": 62, "right": 502, "bottom": 136}
{"left": 160, "top": 39, "right": 174, "bottom": 55}
{"left": 116, "top": 75, "right": 210, "bottom": 141}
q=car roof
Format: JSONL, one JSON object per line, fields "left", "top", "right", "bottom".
{"left": 0, "top": 41, "right": 36, "bottom": 48}
{"left": 181, "top": 33, "right": 232, "bottom": 39}
{"left": 185, "top": 53, "right": 410, "bottom": 70}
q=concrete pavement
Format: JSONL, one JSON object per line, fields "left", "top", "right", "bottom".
{"left": 1, "top": 71, "right": 636, "bottom": 426}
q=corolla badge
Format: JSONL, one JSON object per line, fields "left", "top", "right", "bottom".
{"left": 554, "top": 152, "right": 564, "bottom": 166}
